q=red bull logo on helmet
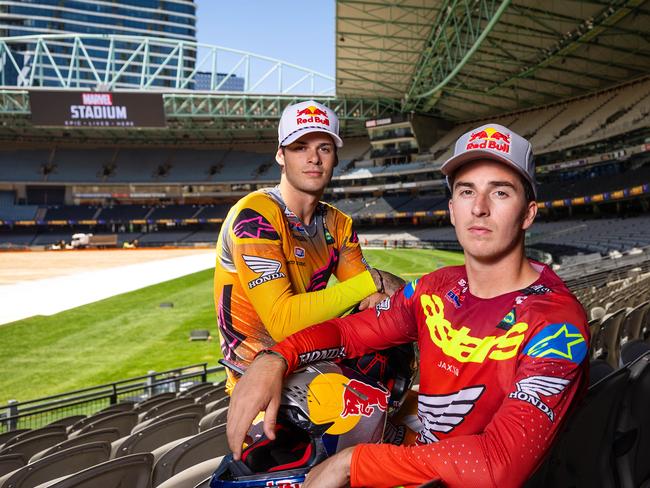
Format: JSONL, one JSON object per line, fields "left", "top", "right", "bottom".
{"left": 341, "top": 379, "right": 389, "bottom": 418}
{"left": 466, "top": 127, "right": 511, "bottom": 154}
{"left": 296, "top": 105, "right": 330, "bottom": 126}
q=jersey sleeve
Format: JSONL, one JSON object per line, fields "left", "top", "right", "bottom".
{"left": 270, "top": 283, "right": 419, "bottom": 370}
{"left": 333, "top": 213, "right": 368, "bottom": 282}
{"left": 228, "top": 199, "right": 378, "bottom": 342}
{"left": 349, "top": 301, "right": 589, "bottom": 488}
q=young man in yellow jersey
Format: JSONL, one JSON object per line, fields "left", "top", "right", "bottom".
{"left": 214, "top": 100, "right": 403, "bottom": 392}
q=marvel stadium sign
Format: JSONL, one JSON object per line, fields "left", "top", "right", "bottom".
{"left": 29, "top": 91, "right": 166, "bottom": 128}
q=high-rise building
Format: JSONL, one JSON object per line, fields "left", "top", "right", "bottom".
{"left": 0, "top": 0, "right": 197, "bottom": 88}
{"left": 194, "top": 71, "right": 245, "bottom": 92}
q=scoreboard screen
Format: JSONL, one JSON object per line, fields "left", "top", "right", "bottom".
{"left": 29, "top": 91, "right": 166, "bottom": 128}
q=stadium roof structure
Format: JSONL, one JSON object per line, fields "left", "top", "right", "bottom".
{"left": 0, "top": 34, "right": 400, "bottom": 144}
{"left": 336, "top": 0, "right": 650, "bottom": 120}
{"left": 0, "top": 1, "right": 648, "bottom": 144}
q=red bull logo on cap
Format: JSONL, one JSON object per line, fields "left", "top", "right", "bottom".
{"left": 466, "top": 127, "right": 511, "bottom": 154}
{"left": 341, "top": 378, "right": 389, "bottom": 418}
{"left": 296, "top": 105, "right": 330, "bottom": 126}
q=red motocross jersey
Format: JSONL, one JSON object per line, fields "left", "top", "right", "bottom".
{"left": 271, "top": 261, "right": 589, "bottom": 488}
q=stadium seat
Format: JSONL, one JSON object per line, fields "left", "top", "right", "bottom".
{"left": 620, "top": 301, "right": 650, "bottom": 346}
{"left": 30, "top": 452, "right": 153, "bottom": 488}
{"left": 69, "top": 412, "right": 138, "bottom": 439}
{"left": 132, "top": 404, "right": 206, "bottom": 433}
{"left": 135, "top": 393, "right": 177, "bottom": 412}
{"left": 197, "top": 387, "right": 228, "bottom": 406}
{"left": 155, "top": 457, "right": 223, "bottom": 488}
{"left": 524, "top": 365, "right": 630, "bottom": 488}
{"left": 178, "top": 384, "right": 217, "bottom": 400}
{"left": 0, "top": 433, "right": 68, "bottom": 460}
{"left": 588, "top": 317, "right": 602, "bottom": 347}
{"left": 0, "top": 454, "right": 26, "bottom": 478}
{"left": 613, "top": 351, "right": 650, "bottom": 488}
{"left": 151, "top": 424, "right": 228, "bottom": 486}
{"left": 198, "top": 407, "right": 227, "bottom": 432}
{"left": 138, "top": 398, "right": 195, "bottom": 423}
{"left": 30, "top": 428, "right": 121, "bottom": 462}
{"left": 96, "top": 402, "right": 136, "bottom": 415}
{"left": 2, "top": 427, "right": 67, "bottom": 448}
{"left": 590, "top": 359, "right": 615, "bottom": 386}
{"left": 204, "top": 395, "right": 229, "bottom": 414}
{"left": 592, "top": 308, "right": 627, "bottom": 368}
{"left": 110, "top": 413, "right": 200, "bottom": 459}
{"left": 0, "top": 431, "right": 29, "bottom": 449}
{"left": 0, "top": 442, "right": 110, "bottom": 488}
{"left": 45, "top": 416, "right": 87, "bottom": 429}
{"left": 591, "top": 306, "right": 606, "bottom": 321}
{"left": 620, "top": 340, "right": 650, "bottom": 366}
{"left": 68, "top": 410, "right": 129, "bottom": 434}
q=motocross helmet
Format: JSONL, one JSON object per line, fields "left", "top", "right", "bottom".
{"left": 343, "top": 342, "right": 418, "bottom": 413}
{"left": 210, "top": 362, "right": 389, "bottom": 487}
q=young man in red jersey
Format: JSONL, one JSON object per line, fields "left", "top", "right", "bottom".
{"left": 226, "top": 124, "right": 589, "bottom": 488}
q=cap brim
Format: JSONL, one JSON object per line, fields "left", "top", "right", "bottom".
{"left": 280, "top": 127, "right": 343, "bottom": 148}
{"left": 441, "top": 149, "right": 536, "bottom": 195}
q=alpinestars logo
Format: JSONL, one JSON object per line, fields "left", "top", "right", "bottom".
{"left": 243, "top": 255, "right": 286, "bottom": 289}
{"left": 417, "top": 385, "right": 485, "bottom": 443}
{"left": 508, "top": 375, "right": 569, "bottom": 422}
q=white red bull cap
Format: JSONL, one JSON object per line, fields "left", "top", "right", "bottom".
{"left": 278, "top": 100, "right": 343, "bottom": 148}
{"left": 441, "top": 123, "right": 536, "bottom": 198}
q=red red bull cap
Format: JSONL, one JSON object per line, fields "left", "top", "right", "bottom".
{"left": 278, "top": 100, "right": 343, "bottom": 148}
{"left": 441, "top": 123, "right": 536, "bottom": 198}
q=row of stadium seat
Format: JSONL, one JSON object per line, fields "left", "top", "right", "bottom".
{"left": 2, "top": 214, "right": 650, "bottom": 263}
{"left": 0, "top": 138, "right": 370, "bottom": 186}
{"left": 3, "top": 350, "right": 649, "bottom": 488}
{"left": 0, "top": 382, "right": 230, "bottom": 487}
{"left": 526, "top": 348, "right": 650, "bottom": 488}
{"left": 0, "top": 149, "right": 278, "bottom": 184}
{"left": 427, "top": 76, "right": 650, "bottom": 163}
{"left": 0, "top": 204, "right": 233, "bottom": 223}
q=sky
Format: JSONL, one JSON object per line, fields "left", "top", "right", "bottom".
{"left": 194, "top": 0, "right": 335, "bottom": 77}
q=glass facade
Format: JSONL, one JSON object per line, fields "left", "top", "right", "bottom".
{"left": 0, "top": 0, "right": 197, "bottom": 88}
{"left": 194, "top": 71, "right": 245, "bottom": 92}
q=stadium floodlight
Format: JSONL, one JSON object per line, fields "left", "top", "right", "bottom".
{"left": 0, "top": 34, "right": 335, "bottom": 96}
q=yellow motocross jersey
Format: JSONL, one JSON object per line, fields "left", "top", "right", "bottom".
{"left": 214, "top": 186, "right": 376, "bottom": 390}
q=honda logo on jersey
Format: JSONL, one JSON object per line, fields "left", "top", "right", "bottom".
{"left": 508, "top": 375, "right": 569, "bottom": 422}
{"left": 416, "top": 385, "right": 485, "bottom": 443}
{"left": 243, "top": 255, "right": 286, "bottom": 289}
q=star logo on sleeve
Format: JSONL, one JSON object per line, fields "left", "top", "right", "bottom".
{"left": 523, "top": 323, "right": 587, "bottom": 364}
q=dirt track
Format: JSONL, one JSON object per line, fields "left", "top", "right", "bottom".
{"left": 0, "top": 248, "right": 213, "bottom": 285}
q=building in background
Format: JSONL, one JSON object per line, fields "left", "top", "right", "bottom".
{"left": 0, "top": 0, "right": 197, "bottom": 88}
{"left": 194, "top": 71, "right": 244, "bottom": 91}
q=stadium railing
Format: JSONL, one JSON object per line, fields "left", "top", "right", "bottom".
{"left": 0, "top": 364, "right": 225, "bottom": 434}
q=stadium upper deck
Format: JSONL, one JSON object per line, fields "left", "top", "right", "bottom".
{"left": 0, "top": 0, "right": 647, "bottom": 144}
{"left": 0, "top": 0, "right": 648, "bottom": 254}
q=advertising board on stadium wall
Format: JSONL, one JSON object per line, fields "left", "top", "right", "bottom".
{"left": 537, "top": 143, "right": 650, "bottom": 175}
{"left": 29, "top": 91, "right": 166, "bottom": 128}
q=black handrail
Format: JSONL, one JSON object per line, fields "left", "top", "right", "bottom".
{"left": 1, "top": 363, "right": 225, "bottom": 432}
{"left": 1, "top": 362, "right": 210, "bottom": 409}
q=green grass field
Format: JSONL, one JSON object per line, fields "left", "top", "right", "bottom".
{"left": 0, "top": 248, "right": 463, "bottom": 404}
